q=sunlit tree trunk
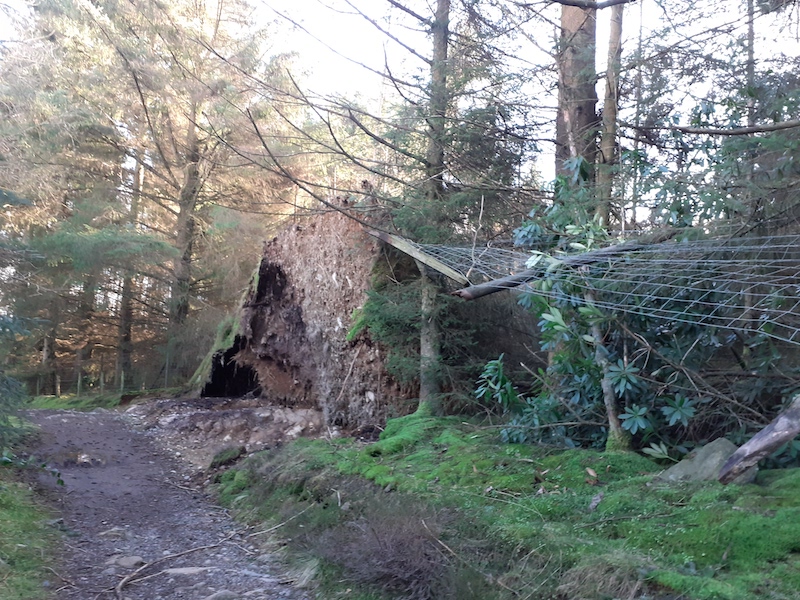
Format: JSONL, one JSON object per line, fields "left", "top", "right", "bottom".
{"left": 170, "top": 108, "right": 202, "bottom": 327}
{"left": 597, "top": 4, "right": 623, "bottom": 226}
{"left": 117, "top": 159, "right": 144, "bottom": 383}
{"left": 73, "top": 275, "right": 96, "bottom": 394}
{"left": 417, "top": 0, "right": 450, "bottom": 414}
{"left": 555, "top": 5, "right": 599, "bottom": 179}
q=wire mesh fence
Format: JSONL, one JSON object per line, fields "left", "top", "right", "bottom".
{"left": 414, "top": 232, "right": 800, "bottom": 346}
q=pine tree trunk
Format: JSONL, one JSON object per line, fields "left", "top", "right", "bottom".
{"left": 415, "top": 0, "right": 450, "bottom": 414}
{"left": 170, "top": 111, "right": 201, "bottom": 326}
{"left": 425, "top": 0, "right": 449, "bottom": 206}
{"left": 116, "top": 275, "right": 134, "bottom": 384}
{"left": 74, "top": 276, "right": 96, "bottom": 395}
{"left": 417, "top": 262, "right": 441, "bottom": 415}
{"left": 556, "top": 6, "right": 599, "bottom": 179}
{"left": 41, "top": 306, "right": 59, "bottom": 395}
{"left": 597, "top": 4, "right": 624, "bottom": 225}
{"left": 117, "top": 159, "right": 143, "bottom": 381}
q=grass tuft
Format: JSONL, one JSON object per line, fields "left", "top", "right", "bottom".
{"left": 214, "top": 415, "right": 800, "bottom": 599}
{"left": 0, "top": 472, "right": 55, "bottom": 599}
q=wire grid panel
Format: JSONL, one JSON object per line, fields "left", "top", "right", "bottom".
{"left": 416, "top": 235, "right": 800, "bottom": 346}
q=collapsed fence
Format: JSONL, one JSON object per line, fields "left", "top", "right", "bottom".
{"left": 371, "top": 229, "right": 800, "bottom": 348}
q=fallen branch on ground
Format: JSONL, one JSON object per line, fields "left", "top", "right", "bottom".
{"left": 112, "top": 533, "right": 240, "bottom": 599}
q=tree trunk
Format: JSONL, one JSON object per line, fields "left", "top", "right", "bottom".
{"left": 170, "top": 109, "right": 202, "bottom": 326}
{"left": 74, "top": 275, "right": 96, "bottom": 394}
{"left": 556, "top": 5, "right": 599, "bottom": 179}
{"left": 425, "top": 0, "right": 450, "bottom": 207}
{"left": 116, "top": 275, "right": 135, "bottom": 384}
{"left": 415, "top": 0, "right": 450, "bottom": 413}
{"left": 586, "top": 291, "right": 629, "bottom": 451}
{"left": 41, "top": 300, "right": 60, "bottom": 396}
{"left": 417, "top": 262, "right": 441, "bottom": 415}
{"left": 596, "top": 4, "right": 624, "bottom": 225}
{"left": 117, "top": 158, "right": 143, "bottom": 382}
{"left": 719, "top": 394, "right": 800, "bottom": 484}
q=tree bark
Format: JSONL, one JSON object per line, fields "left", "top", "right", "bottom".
{"left": 719, "top": 395, "right": 800, "bottom": 484}
{"left": 556, "top": 5, "right": 599, "bottom": 178}
{"left": 417, "top": 262, "right": 441, "bottom": 415}
{"left": 117, "top": 158, "right": 143, "bottom": 383}
{"left": 425, "top": 0, "right": 450, "bottom": 206}
{"left": 586, "top": 290, "right": 629, "bottom": 450}
{"left": 415, "top": 0, "right": 450, "bottom": 413}
{"left": 596, "top": 4, "right": 623, "bottom": 225}
{"left": 74, "top": 275, "right": 96, "bottom": 394}
{"left": 170, "top": 108, "right": 202, "bottom": 326}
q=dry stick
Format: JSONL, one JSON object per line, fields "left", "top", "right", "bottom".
{"left": 113, "top": 536, "right": 236, "bottom": 599}
{"left": 421, "top": 520, "right": 520, "bottom": 597}
{"left": 616, "top": 321, "right": 769, "bottom": 423}
{"left": 332, "top": 346, "right": 362, "bottom": 409}
{"left": 45, "top": 567, "right": 78, "bottom": 592}
{"left": 247, "top": 504, "right": 314, "bottom": 538}
{"left": 574, "top": 512, "right": 676, "bottom": 529}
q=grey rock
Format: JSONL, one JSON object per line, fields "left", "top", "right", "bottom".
{"left": 656, "top": 438, "right": 757, "bottom": 484}
{"left": 98, "top": 526, "right": 128, "bottom": 540}
{"left": 115, "top": 555, "right": 145, "bottom": 569}
{"left": 163, "top": 566, "right": 212, "bottom": 575}
{"left": 203, "top": 591, "right": 239, "bottom": 600}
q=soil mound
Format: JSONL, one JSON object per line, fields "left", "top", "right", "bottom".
{"left": 202, "top": 212, "right": 409, "bottom": 429}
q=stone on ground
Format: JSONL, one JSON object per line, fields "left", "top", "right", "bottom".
{"left": 656, "top": 438, "right": 758, "bottom": 484}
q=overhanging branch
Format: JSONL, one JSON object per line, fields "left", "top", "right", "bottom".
{"left": 545, "top": 0, "right": 638, "bottom": 8}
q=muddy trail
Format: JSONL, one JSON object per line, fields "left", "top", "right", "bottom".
{"left": 26, "top": 407, "right": 309, "bottom": 600}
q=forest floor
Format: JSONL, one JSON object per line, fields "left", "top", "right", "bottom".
{"left": 24, "top": 406, "right": 310, "bottom": 600}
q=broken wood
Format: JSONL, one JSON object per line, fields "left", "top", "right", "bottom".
{"left": 718, "top": 394, "right": 800, "bottom": 484}
{"left": 365, "top": 229, "right": 469, "bottom": 285}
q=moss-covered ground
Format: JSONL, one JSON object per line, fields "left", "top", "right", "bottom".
{"left": 26, "top": 389, "right": 181, "bottom": 411}
{"left": 218, "top": 412, "right": 800, "bottom": 599}
{"left": 0, "top": 471, "right": 56, "bottom": 599}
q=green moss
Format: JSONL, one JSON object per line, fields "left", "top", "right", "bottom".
{"left": 0, "top": 475, "right": 55, "bottom": 599}
{"left": 212, "top": 415, "right": 800, "bottom": 600}
{"left": 27, "top": 392, "right": 125, "bottom": 410}
{"left": 217, "top": 468, "right": 251, "bottom": 506}
{"left": 209, "top": 446, "right": 245, "bottom": 469}
{"left": 650, "top": 571, "right": 746, "bottom": 600}
{"left": 188, "top": 313, "right": 238, "bottom": 388}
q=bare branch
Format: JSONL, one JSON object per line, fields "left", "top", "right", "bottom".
{"left": 545, "top": 0, "right": 639, "bottom": 8}
{"left": 674, "top": 120, "right": 800, "bottom": 136}
{"left": 344, "top": 0, "right": 431, "bottom": 66}
{"left": 385, "top": 0, "right": 432, "bottom": 25}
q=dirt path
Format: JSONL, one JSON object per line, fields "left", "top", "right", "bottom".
{"left": 26, "top": 408, "right": 308, "bottom": 600}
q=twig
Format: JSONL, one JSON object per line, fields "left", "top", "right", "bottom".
{"left": 247, "top": 504, "right": 313, "bottom": 538}
{"left": 421, "top": 519, "right": 520, "bottom": 596}
{"left": 627, "top": 580, "right": 642, "bottom": 600}
{"left": 45, "top": 566, "right": 75, "bottom": 587}
{"left": 160, "top": 478, "right": 197, "bottom": 492}
{"left": 574, "top": 512, "right": 676, "bottom": 529}
{"left": 332, "top": 347, "right": 361, "bottom": 408}
{"left": 113, "top": 536, "right": 234, "bottom": 599}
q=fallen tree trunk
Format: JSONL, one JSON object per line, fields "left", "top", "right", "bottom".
{"left": 718, "top": 394, "right": 800, "bottom": 484}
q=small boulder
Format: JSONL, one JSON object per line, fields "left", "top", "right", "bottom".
{"left": 98, "top": 526, "right": 129, "bottom": 540}
{"left": 116, "top": 555, "right": 145, "bottom": 569}
{"left": 655, "top": 438, "right": 757, "bottom": 485}
{"left": 203, "top": 591, "right": 239, "bottom": 600}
